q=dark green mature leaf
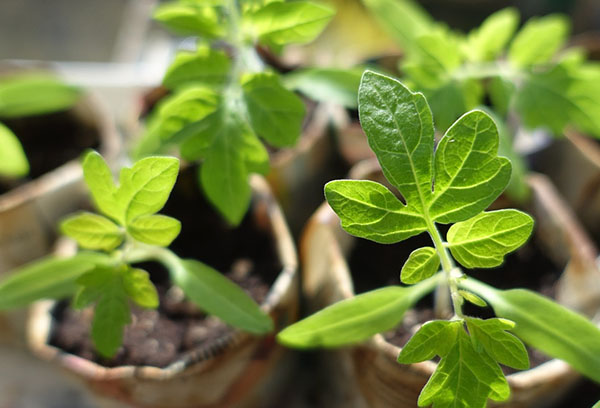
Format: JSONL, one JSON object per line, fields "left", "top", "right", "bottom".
{"left": 0, "top": 74, "right": 81, "bottom": 118}
{"left": 246, "top": 1, "right": 334, "bottom": 46}
{"left": 242, "top": 72, "right": 305, "bottom": 147}
{"left": 61, "top": 212, "right": 123, "bottom": 251}
{"left": 462, "top": 279, "right": 600, "bottom": 382}
{"left": 127, "top": 215, "right": 181, "bottom": 247}
{"left": 91, "top": 278, "right": 130, "bottom": 357}
{"left": 163, "top": 46, "right": 230, "bottom": 89}
{"left": 277, "top": 279, "right": 437, "bottom": 348}
{"left": 508, "top": 14, "right": 570, "bottom": 68}
{"left": 429, "top": 110, "right": 511, "bottom": 223}
{"left": 447, "top": 210, "right": 533, "bottom": 268}
{"left": 123, "top": 267, "right": 159, "bottom": 308}
{"left": 0, "top": 122, "right": 28, "bottom": 177}
{"left": 283, "top": 67, "right": 362, "bottom": 109}
{"left": 171, "top": 259, "right": 273, "bottom": 334}
{"left": 465, "top": 8, "right": 519, "bottom": 62}
{"left": 466, "top": 317, "right": 529, "bottom": 370}
{"left": 400, "top": 247, "right": 440, "bottom": 284}
{"left": 397, "top": 320, "right": 458, "bottom": 363}
{"left": 82, "top": 151, "right": 120, "bottom": 221}
{"left": 153, "top": 3, "right": 223, "bottom": 38}
{"left": 0, "top": 253, "right": 113, "bottom": 309}
{"left": 324, "top": 180, "right": 426, "bottom": 244}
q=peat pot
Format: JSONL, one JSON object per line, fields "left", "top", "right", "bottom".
{"left": 27, "top": 174, "right": 299, "bottom": 408}
{"left": 300, "top": 158, "right": 600, "bottom": 408}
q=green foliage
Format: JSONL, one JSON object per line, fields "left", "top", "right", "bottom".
{"left": 278, "top": 72, "right": 600, "bottom": 407}
{"left": 0, "top": 122, "right": 29, "bottom": 177}
{"left": 0, "top": 151, "right": 273, "bottom": 357}
{"left": 138, "top": 0, "right": 334, "bottom": 225}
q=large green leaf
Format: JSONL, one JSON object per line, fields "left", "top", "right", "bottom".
{"left": 246, "top": 1, "right": 334, "bottom": 46}
{"left": 0, "top": 122, "right": 28, "bottom": 177}
{"left": 447, "top": 210, "right": 533, "bottom": 269}
{"left": 465, "top": 8, "right": 519, "bottom": 62}
{"left": 242, "top": 72, "right": 305, "bottom": 147}
{"left": 82, "top": 151, "right": 120, "bottom": 222}
{"left": 0, "top": 253, "right": 113, "bottom": 309}
{"left": 400, "top": 246, "right": 440, "bottom": 284}
{"left": 171, "top": 259, "right": 273, "bottom": 334}
{"left": 153, "top": 3, "right": 223, "bottom": 38}
{"left": 127, "top": 214, "right": 181, "bottom": 247}
{"left": 277, "top": 279, "right": 437, "bottom": 348}
{"left": 0, "top": 75, "right": 81, "bottom": 118}
{"left": 163, "top": 46, "right": 230, "bottom": 89}
{"left": 60, "top": 212, "right": 123, "bottom": 251}
{"left": 462, "top": 279, "right": 600, "bottom": 383}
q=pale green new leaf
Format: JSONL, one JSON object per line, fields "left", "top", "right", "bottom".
{"left": 447, "top": 210, "right": 533, "bottom": 269}
{"left": 242, "top": 72, "right": 305, "bottom": 147}
{"left": 91, "top": 278, "right": 131, "bottom": 357}
{"left": 466, "top": 317, "right": 529, "bottom": 370}
{"left": 0, "top": 74, "right": 81, "bottom": 118}
{"left": 163, "top": 46, "right": 230, "bottom": 89}
{"left": 116, "top": 156, "right": 179, "bottom": 223}
{"left": 171, "top": 259, "right": 273, "bottom": 334}
{"left": 283, "top": 67, "right": 362, "bottom": 109}
{"left": 461, "top": 279, "right": 600, "bottom": 383}
{"left": 0, "top": 253, "right": 113, "bottom": 309}
{"left": 465, "top": 8, "right": 519, "bottom": 62}
{"left": 324, "top": 180, "right": 426, "bottom": 244}
{"left": 123, "top": 267, "right": 159, "bottom": 308}
{"left": 246, "top": 1, "right": 334, "bottom": 46}
{"left": 417, "top": 326, "right": 510, "bottom": 407}
{"left": 278, "top": 280, "right": 436, "bottom": 348}
{"left": 592, "top": 400, "right": 600, "bottom": 408}
{"left": 397, "top": 320, "right": 458, "bottom": 363}
{"left": 429, "top": 110, "right": 511, "bottom": 223}
{"left": 61, "top": 212, "right": 123, "bottom": 251}
{"left": 153, "top": 3, "right": 223, "bottom": 38}
{"left": 508, "top": 14, "right": 570, "bottom": 68}
{"left": 0, "top": 122, "right": 28, "bottom": 177}
{"left": 127, "top": 214, "right": 181, "bottom": 247}
{"left": 82, "top": 151, "right": 120, "bottom": 221}
{"left": 458, "top": 290, "right": 487, "bottom": 307}
{"left": 400, "top": 247, "right": 439, "bottom": 284}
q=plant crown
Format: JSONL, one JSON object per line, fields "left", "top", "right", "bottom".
{"left": 135, "top": 0, "right": 335, "bottom": 225}
{"left": 277, "top": 71, "right": 600, "bottom": 408}
{"left": 0, "top": 151, "right": 273, "bottom": 357}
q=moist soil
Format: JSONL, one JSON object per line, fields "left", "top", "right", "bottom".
{"left": 49, "top": 165, "right": 282, "bottom": 368}
{"left": 0, "top": 108, "right": 100, "bottom": 194}
{"left": 347, "top": 223, "right": 561, "bottom": 372}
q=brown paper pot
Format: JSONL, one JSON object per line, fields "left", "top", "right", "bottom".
{"left": 300, "top": 159, "right": 600, "bottom": 408}
{"left": 27, "top": 175, "right": 299, "bottom": 408}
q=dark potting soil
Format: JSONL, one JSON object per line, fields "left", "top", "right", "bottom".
{"left": 347, "top": 225, "right": 561, "bottom": 372}
{"left": 0, "top": 108, "right": 100, "bottom": 194}
{"left": 49, "top": 166, "right": 282, "bottom": 368}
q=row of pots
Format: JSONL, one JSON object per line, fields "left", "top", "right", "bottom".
{"left": 0, "top": 76, "right": 599, "bottom": 407}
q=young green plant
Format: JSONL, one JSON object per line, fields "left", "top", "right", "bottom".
{"left": 277, "top": 71, "right": 600, "bottom": 407}
{"left": 0, "top": 151, "right": 272, "bottom": 357}
{"left": 135, "top": 0, "right": 334, "bottom": 225}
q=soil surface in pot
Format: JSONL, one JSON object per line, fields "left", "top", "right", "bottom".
{"left": 49, "top": 166, "right": 282, "bottom": 368}
{"left": 347, "top": 225, "right": 560, "bottom": 372}
{"left": 0, "top": 108, "right": 100, "bottom": 194}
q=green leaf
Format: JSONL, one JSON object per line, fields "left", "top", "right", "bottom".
{"left": 417, "top": 325, "right": 510, "bottom": 407}
{"left": 400, "top": 247, "right": 440, "bottom": 284}
{"left": 116, "top": 156, "right": 179, "bottom": 224}
{"left": 153, "top": 3, "right": 223, "bottom": 37}
{"left": 0, "top": 122, "right": 28, "bottom": 177}
{"left": 127, "top": 214, "right": 181, "bottom": 247}
{"left": 397, "top": 320, "right": 458, "bottom": 363}
{"left": 0, "top": 253, "right": 113, "bottom": 309}
{"left": 465, "top": 8, "right": 519, "bottom": 62}
{"left": 461, "top": 279, "right": 600, "bottom": 383}
{"left": 358, "top": 71, "right": 434, "bottom": 209}
{"left": 592, "top": 401, "right": 600, "bottom": 408}
{"left": 171, "top": 259, "right": 273, "bottom": 334}
{"left": 429, "top": 110, "right": 511, "bottom": 223}
{"left": 447, "top": 210, "right": 534, "bottom": 269}
{"left": 277, "top": 279, "right": 437, "bottom": 348}
{"left": 283, "top": 67, "right": 362, "bottom": 109}
{"left": 198, "top": 111, "right": 268, "bottom": 225}
{"left": 324, "top": 180, "right": 426, "bottom": 244}
{"left": 488, "top": 76, "right": 515, "bottom": 117}
{"left": 91, "top": 278, "right": 130, "bottom": 357}
{"left": 508, "top": 14, "right": 570, "bottom": 68}
{"left": 242, "top": 72, "right": 305, "bottom": 147}
{"left": 82, "top": 151, "right": 120, "bottom": 221}
{"left": 246, "top": 1, "right": 334, "bottom": 46}
{"left": 123, "top": 267, "right": 159, "bottom": 308}
{"left": 60, "top": 212, "right": 123, "bottom": 251}
{"left": 72, "top": 266, "right": 115, "bottom": 309}
{"left": 458, "top": 290, "right": 487, "bottom": 307}
{"left": 0, "top": 74, "right": 81, "bottom": 118}
{"left": 466, "top": 317, "right": 529, "bottom": 370}
{"left": 163, "top": 46, "right": 230, "bottom": 89}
